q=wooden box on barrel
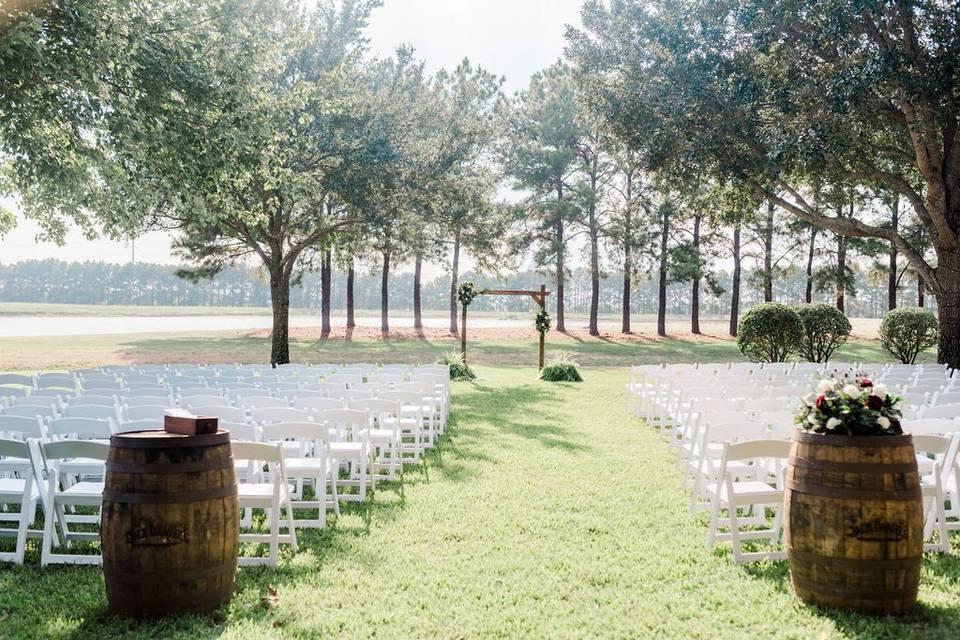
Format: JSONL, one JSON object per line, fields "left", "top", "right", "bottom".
{"left": 101, "top": 430, "right": 239, "bottom": 617}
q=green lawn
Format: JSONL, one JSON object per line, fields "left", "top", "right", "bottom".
{"left": 0, "top": 337, "right": 954, "bottom": 638}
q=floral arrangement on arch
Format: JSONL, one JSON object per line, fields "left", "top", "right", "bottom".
{"left": 795, "top": 373, "right": 903, "bottom": 436}
{"left": 457, "top": 282, "right": 479, "bottom": 307}
{"left": 535, "top": 309, "right": 551, "bottom": 336}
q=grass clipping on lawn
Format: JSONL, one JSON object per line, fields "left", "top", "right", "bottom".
{"left": 540, "top": 353, "right": 584, "bottom": 382}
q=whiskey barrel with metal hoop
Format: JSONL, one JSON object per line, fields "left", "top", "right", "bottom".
{"left": 784, "top": 431, "right": 923, "bottom": 615}
{"left": 101, "top": 430, "right": 239, "bottom": 617}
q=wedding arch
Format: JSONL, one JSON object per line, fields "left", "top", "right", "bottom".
{"left": 458, "top": 283, "right": 551, "bottom": 369}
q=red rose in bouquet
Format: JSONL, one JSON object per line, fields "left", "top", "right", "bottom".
{"left": 860, "top": 378, "right": 873, "bottom": 388}
{"left": 816, "top": 395, "right": 826, "bottom": 409}
{"left": 866, "top": 395, "right": 883, "bottom": 410}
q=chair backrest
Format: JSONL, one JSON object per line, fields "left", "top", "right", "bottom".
{"left": 723, "top": 438, "right": 793, "bottom": 462}
{"left": 42, "top": 439, "right": 110, "bottom": 462}
{"left": 47, "top": 417, "right": 114, "bottom": 439}
{"left": 125, "top": 384, "right": 171, "bottom": 394}
{"left": 69, "top": 395, "right": 118, "bottom": 408}
{"left": 0, "top": 373, "right": 35, "bottom": 387}
{"left": 920, "top": 404, "right": 960, "bottom": 420}
{"left": 231, "top": 441, "right": 282, "bottom": 464}
{"left": 0, "top": 385, "right": 30, "bottom": 400}
{"left": 123, "top": 395, "right": 174, "bottom": 408}
{"left": 0, "top": 437, "right": 32, "bottom": 463}
{"left": 180, "top": 394, "right": 228, "bottom": 408}
{"left": 315, "top": 408, "right": 369, "bottom": 431}
{"left": 2, "top": 403, "right": 58, "bottom": 419}
{"left": 292, "top": 397, "right": 346, "bottom": 413}
{"left": 903, "top": 418, "right": 960, "bottom": 435}
{"left": 932, "top": 391, "right": 960, "bottom": 406}
{"left": 82, "top": 381, "right": 124, "bottom": 393}
{"left": 238, "top": 396, "right": 290, "bottom": 410}
{"left": 250, "top": 407, "right": 310, "bottom": 425}
{"left": 327, "top": 388, "right": 374, "bottom": 401}
{"left": 220, "top": 421, "right": 260, "bottom": 441}
{"left": 187, "top": 405, "right": 246, "bottom": 424}
{"left": 62, "top": 404, "right": 119, "bottom": 421}
{"left": 118, "top": 419, "right": 163, "bottom": 432}
{"left": 36, "top": 374, "right": 77, "bottom": 391}
{"left": 349, "top": 399, "right": 401, "bottom": 425}
{"left": 260, "top": 421, "right": 330, "bottom": 448}
{"left": 119, "top": 374, "right": 161, "bottom": 385}
{"left": 122, "top": 405, "right": 169, "bottom": 422}
{"left": 0, "top": 415, "right": 45, "bottom": 438}
{"left": 912, "top": 434, "right": 952, "bottom": 457}
{"left": 378, "top": 390, "right": 422, "bottom": 407}
{"left": 703, "top": 421, "right": 767, "bottom": 446}
{"left": 325, "top": 374, "right": 364, "bottom": 387}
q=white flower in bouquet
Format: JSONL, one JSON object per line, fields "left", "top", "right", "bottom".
{"left": 816, "top": 379, "right": 835, "bottom": 394}
{"left": 873, "top": 383, "right": 888, "bottom": 400}
{"left": 877, "top": 416, "right": 891, "bottom": 428}
{"left": 807, "top": 414, "right": 820, "bottom": 426}
{"left": 826, "top": 417, "right": 842, "bottom": 429}
{"left": 842, "top": 384, "right": 861, "bottom": 398}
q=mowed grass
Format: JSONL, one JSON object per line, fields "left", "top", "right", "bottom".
{"left": 0, "top": 334, "right": 955, "bottom": 638}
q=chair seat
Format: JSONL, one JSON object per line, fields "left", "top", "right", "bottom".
{"left": 0, "top": 477, "right": 39, "bottom": 501}
{"left": 237, "top": 482, "right": 290, "bottom": 506}
{"left": 362, "top": 428, "right": 396, "bottom": 443}
{"left": 59, "top": 481, "right": 104, "bottom": 501}
{"left": 709, "top": 481, "right": 783, "bottom": 504}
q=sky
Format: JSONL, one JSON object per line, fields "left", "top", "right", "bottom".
{"left": 0, "top": 0, "right": 586, "bottom": 271}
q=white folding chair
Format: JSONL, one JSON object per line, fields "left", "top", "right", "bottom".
{"left": 349, "top": 399, "right": 404, "bottom": 482}
{"left": 39, "top": 439, "right": 108, "bottom": 565}
{"left": 315, "top": 409, "right": 371, "bottom": 502}
{"left": 232, "top": 442, "right": 297, "bottom": 567}
{"left": 707, "top": 439, "right": 791, "bottom": 564}
{"left": 0, "top": 438, "right": 40, "bottom": 564}
{"left": 915, "top": 434, "right": 960, "bottom": 552}
{"left": 260, "top": 422, "right": 339, "bottom": 528}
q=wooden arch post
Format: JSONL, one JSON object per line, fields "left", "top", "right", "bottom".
{"left": 460, "top": 284, "right": 551, "bottom": 370}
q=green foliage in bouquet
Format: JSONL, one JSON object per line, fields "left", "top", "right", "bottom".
{"left": 539, "top": 353, "right": 583, "bottom": 382}
{"left": 736, "top": 302, "right": 803, "bottom": 363}
{"left": 880, "top": 308, "right": 938, "bottom": 364}
{"left": 439, "top": 351, "right": 476, "bottom": 381}
{"left": 457, "top": 282, "right": 480, "bottom": 307}
{"left": 795, "top": 374, "right": 903, "bottom": 436}
{"left": 535, "top": 308, "right": 551, "bottom": 336}
{"left": 795, "top": 303, "right": 852, "bottom": 363}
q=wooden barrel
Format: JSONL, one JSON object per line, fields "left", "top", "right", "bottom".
{"left": 784, "top": 431, "right": 923, "bottom": 615}
{"left": 101, "top": 430, "right": 239, "bottom": 618}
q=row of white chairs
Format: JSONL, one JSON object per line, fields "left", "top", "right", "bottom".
{"left": 0, "top": 363, "right": 452, "bottom": 567}
{"left": 628, "top": 362, "right": 960, "bottom": 564}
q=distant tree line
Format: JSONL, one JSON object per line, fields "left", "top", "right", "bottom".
{"left": 0, "top": 259, "right": 926, "bottom": 320}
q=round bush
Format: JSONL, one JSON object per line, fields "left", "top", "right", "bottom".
{"left": 795, "top": 303, "right": 852, "bottom": 363}
{"left": 736, "top": 302, "right": 803, "bottom": 363}
{"left": 880, "top": 308, "right": 938, "bottom": 364}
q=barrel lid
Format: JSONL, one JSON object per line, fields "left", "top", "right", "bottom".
{"left": 110, "top": 430, "right": 231, "bottom": 448}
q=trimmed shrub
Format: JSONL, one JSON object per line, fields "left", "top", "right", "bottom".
{"left": 439, "top": 351, "right": 476, "bottom": 381}
{"left": 880, "top": 308, "right": 938, "bottom": 364}
{"left": 539, "top": 353, "right": 583, "bottom": 382}
{"left": 736, "top": 302, "right": 803, "bottom": 363}
{"left": 795, "top": 303, "right": 852, "bottom": 363}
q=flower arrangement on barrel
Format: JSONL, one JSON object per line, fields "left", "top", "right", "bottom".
{"left": 796, "top": 375, "right": 903, "bottom": 436}
{"left": 786, "top": 372, "right": 923, "bottom": 616}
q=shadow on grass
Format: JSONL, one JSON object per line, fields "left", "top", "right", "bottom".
{"left": 2, "top": 377, "right": 577, "bottom": 638}
{"left": 740, "top": 539, "right": 960, "bottom": 640}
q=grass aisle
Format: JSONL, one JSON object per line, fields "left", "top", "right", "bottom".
{"left": 1, "top": 366, "right": 959, "bottom": 638}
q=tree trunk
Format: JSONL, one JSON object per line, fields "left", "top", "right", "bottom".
{"left": 888, "top": 196, "right": 899, "bottom": 311}
{"left": 918, "top": 273, "right": 925, "bottom": 309}
{"left": 555, "top": 178, "right": 566, "bottom": 332}
{"left": 691, "top": 213, "right": 702, "bottom": 334}
{"left": 589, "top": 230, "right": 600, "bottom": 336}
{"left": 935, "top": 251, "right": 960, "bottom": 368}
{"left": 413, "top": 253, "right": 423, "bottom": 332}
{"left": 730, "top": 225, "right": 742, "bottom": 337}
{"left": 763, "top": 200, "right": 774, "bottom": 302}
{"left": 449, "top": 230, "right": 460, "bottom": 335}
{"left": 380, "top": 250, "right": 390, "bottom": 334}
{"left": 320, "top": 249, "right": 331, "bottom": 336}
{"left": 836, "top": 234, "right": 846, "bottom": 313}
{"left": 657, "top": 204, "right": 669, "bottom": 337}
{"left": 346, "top": 263, "right": 355, "bottom": 329}
{"left": 269, "top": 268, "right": 291, "bottom": 365}
{"left": 622, "top": 172, "right": 633, "bottom": 334}
{"left": 805, "top": 227, "right": 817, "bottom": 304}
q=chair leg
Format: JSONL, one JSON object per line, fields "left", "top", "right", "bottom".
{"left": 268, "top": 502, "right": 280, "bottom": 567}
{"left": 41, "top": 498, "right": 55, "bottom": 567}
{"left": 14, "top": 497, "right": 31, "bottom": 565}
{"left": 285, "top": 500, "right": 298, "bottom": 553}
